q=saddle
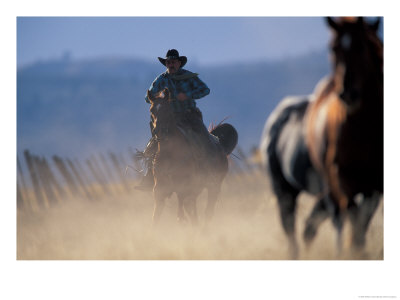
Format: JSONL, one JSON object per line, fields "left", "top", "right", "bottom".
{"left": 177, "top": 123, "right": 218, "bottom": 160}
{"left": 174, "top": 109, "right": 219, "bottom": 164}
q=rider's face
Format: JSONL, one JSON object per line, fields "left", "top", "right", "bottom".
{"left": 166, "top": 59, "right": 181, "bottom": 74}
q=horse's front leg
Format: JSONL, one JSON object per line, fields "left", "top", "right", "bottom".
{"left": 152, "top": 185, "right": 167, "bottom": 227}
{"left": 303, "top": 195, "right": 329, "bottom": 248}
{"left": 182, "top": 194, "right": 198, "bottom": 227}
{"left": 326, "top": 192, "right": 345, "bottom": 258}
{"left": 348, "top": 191, "right": 381, "bottom": 256}
{"left": 177, "top": 196, "right": 186, "bottom": 224}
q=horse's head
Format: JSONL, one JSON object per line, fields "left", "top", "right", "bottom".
{"left": 326, "top": 17, "right": 383, "bottom": 109}
{"left": 147, "top": 88, "right": 174, "bottom": 139}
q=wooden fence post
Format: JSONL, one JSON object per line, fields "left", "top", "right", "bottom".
{"left": 17, "top": 182, "right": 24, "bottom": 210}
{"left": 24, "top": 150, "right": 45, "bottom": 208}
{"left": 98, "top": 153, "right": 121, "bottom": 195}
{"left": 109, "top": 152, "right": 131, "bottom": 193}
{"left": 66, "top": 159, "right": 94, "bottom": 200}
{"left": 41, "top": 157, "right": 65, "bottom": 200}
{"left": 86, "top": 157, "right": 110, "bottom": 196}
{"left": 73, "top": 158, "right": 98, "bottom": 197}
{"left": 33, "top": 156, "right": 56, "bottom": 206}
{"left": 91, "top": 155, "right": 108, "bottom": 182}
{"left": 99, "top": 153, "right": 115, "bottom": 183}
{"left": 17, "top": 156, "right": 29, "bottom": 209}
{"left": 53, "top": 155, "right": 80, "bottom": 197}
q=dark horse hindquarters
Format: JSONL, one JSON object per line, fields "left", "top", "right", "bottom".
{"left": 260, "top": 95, "right": 325, "bottom": 258}
{"left": 210, "top": 123, "right": 238, "bottom": 156}
{"left": 262, "top": 96, "right": 322, "bottom": 194}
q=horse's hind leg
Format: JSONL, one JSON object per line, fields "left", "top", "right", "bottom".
{"left": 275, "top": 187, "right": 300, "bottom": 259}
{"left": 303, "top": 196, "right": 329, "bottom": 247}
{"left": 180, "top": 194, "right": 199, "bottom": 226}
{"left": 205, "top": 184, "right": 221, "bottom": 222}
{"left": 348, "top": 192, "right": 381, "bottom": 256}
{"left": 308, "top": 191, "right": 345, "bottom": 257}
{"left": 177, "top": 196, "right": 186, "bottom": 224}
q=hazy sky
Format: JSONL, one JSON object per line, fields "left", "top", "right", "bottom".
{"left": 17, "top": 17, "right": 330, "bottom": 67}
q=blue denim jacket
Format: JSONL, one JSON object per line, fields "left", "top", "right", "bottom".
{"left": 145, "top": 69, "right": 210, "bottom": 113}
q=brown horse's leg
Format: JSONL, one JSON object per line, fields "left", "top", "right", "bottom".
{"left": 152, "top": 187, "right": 167, "bottom": 226}
{"left": 348, "top": 191, "right": 381, "bottom": 255}
{"left": 326, "top": 191, "right": 345, "bottom": 257}
{"left": 303, "top": 195, "right": 329, "bottom": 248}
{"left": 177, "top": 196, "right": 186, "bottom": 224}
{"left": 181, "top": 194, "right": 198, "bottom": 227}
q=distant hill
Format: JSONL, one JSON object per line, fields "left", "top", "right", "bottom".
{"left": 17, "top": 50, "right": 330, "bottom": 159}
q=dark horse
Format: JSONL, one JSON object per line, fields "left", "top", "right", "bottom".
{"left": 147, "top": 88, "right": 238, "bottom": 226}
{"left": 261, "top": 17, "right": 383, "bottom": 258}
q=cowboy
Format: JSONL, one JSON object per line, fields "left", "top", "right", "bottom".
{"left": 135, "top": 49, "right": 211, "bottom": 190}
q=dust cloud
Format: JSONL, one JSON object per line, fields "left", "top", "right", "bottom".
{"left": 17, "top": 172, "right": 383, "bottom": 260}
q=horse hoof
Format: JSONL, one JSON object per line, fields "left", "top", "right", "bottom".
{"left": 303, "top": 225, "right": 317, "bottom": 245}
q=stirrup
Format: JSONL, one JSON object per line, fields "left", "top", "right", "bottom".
{"left": 134, "top": 166, "right": 154, "bottom": 191}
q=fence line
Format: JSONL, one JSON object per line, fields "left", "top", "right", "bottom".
{"left": 66, "top": 159, "right": 94, "bottom": 200}
{"left": 17, "top": 157, "right": 28, "bottom": 209}
{"left": 17, "top": 146, "right": 260, "bottom": 212}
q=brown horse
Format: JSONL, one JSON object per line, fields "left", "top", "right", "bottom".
{"left": 147, "top": 88, "right": 238, "bottom": 226}
{"left": 261, "top": 17, "right": 383, "bottom": 258}
{"left": 305, "top": 17, "right": 383, "bottom": 254}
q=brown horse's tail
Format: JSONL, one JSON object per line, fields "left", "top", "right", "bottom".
{"left": 210, "top": 123, "right": 238, "bottom": 155}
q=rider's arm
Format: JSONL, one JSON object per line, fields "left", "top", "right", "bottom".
{"left": 145, "top": 74, "right": 165, "bottom": 103}
{"left": 185, "top": 76, "right": 210, "bottom": 100}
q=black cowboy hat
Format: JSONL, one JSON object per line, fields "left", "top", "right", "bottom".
{"left": 158, "top": 49, "right": 187, "bottom": 67}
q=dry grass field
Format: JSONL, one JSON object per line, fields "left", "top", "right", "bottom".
{"left": 17, "top": 171, "right": 383, "bottom": 260}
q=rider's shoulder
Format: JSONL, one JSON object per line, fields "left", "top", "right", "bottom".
{"left": 154, "top": 72, "right": 168, "bottom": 81}
{"left": 175, "top": 69, "right": 199, "bottom": 80}
{"left": 180, "top": 69, "right": 195, "bottom": 75}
